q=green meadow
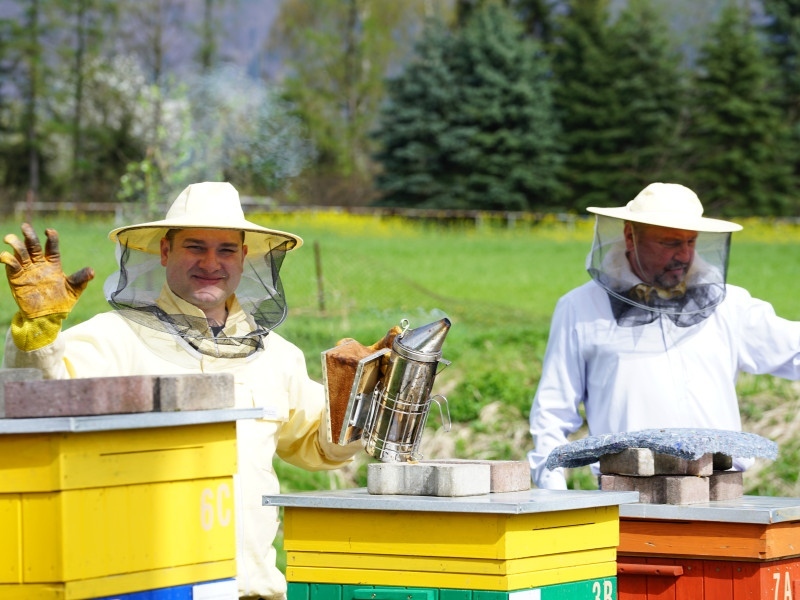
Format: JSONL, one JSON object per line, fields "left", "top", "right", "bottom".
{"left": 1, "top": 212, "right": 800, "bottom": 499}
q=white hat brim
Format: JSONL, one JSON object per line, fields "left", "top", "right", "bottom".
{"left": 587, "top": 206, "right": 742, "bottom": 233}
{"left": 109, "top": 217, "right": 303, "bottom": 255}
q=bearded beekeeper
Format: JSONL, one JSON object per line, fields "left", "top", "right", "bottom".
{"left": 528, "top": 182, "right": 800, "bottom": 490}
{"left": 1, "top": 181, "right": 361, "bottom": 600}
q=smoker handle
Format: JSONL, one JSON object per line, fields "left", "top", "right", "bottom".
{"left": 352, "top": 588, "right": 435, "bottom": 600}
{"left": 617, "top": 563, "right": 684, "bottom": 577}
{"left": 436, "top": 358, "right": 451, "bottom": 375}
{"left": 430, "top": 394, "right": 451, "bottom": 432}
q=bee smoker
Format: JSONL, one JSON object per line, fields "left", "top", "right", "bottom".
{"left": 362, "top": 317, "right": 452, "bottom": 462}
{"left": 323, "top": 317, "right": 452, "bottom": 463}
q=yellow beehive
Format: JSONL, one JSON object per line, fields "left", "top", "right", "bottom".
{"left": 283, "top": 504, "right": 620, "bottom": 590}
{"left": 0, "top": 421, "right": 238, "bottom": 600}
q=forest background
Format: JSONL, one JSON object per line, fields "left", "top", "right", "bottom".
{"left": 2, "top": 0, "right": 800, "bottom": 497}
{"left": 3, "top": 0, "right": 800, "bottom": 217}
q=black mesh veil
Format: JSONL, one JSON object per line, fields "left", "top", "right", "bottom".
{"left": 586, "top": 214, "right": 732, "bottom": 327}
{"left": 103, "top": 237, "right": 292, "bottom": 358}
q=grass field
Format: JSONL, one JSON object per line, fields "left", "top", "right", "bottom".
{"left": 1, "top": 211, "right": 799, "bottom": 499}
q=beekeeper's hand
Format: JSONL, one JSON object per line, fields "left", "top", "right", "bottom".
{"left": 1, "top": 223, "right": 94, "bottom": 318}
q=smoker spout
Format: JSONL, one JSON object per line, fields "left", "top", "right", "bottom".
{"left": 396, "top": 317, "right": 451, "bottom": 360}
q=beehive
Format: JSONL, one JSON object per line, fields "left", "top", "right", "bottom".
{"left": 0, "top": 414, "right": 243, "bottom": 600}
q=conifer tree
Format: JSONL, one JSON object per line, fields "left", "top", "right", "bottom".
{"left": 763, "top": 0, "right": 800, "bottom": 122}
{"left": 687, "top": 2, "right": 796, "bottom": 216}
{"left": 603, "top": 0, "right": 687, "bottom": 198}
{"left": 549, "top": 0, "right": 615, "bottom": 209}
{"left": 373, "top": 3, "right": 562, "bottom": 211}
{"left": 551, "top": 0, "right": 686, "bottom": 210}
{"left": 762, "top": 0, "right": 800, "bottom": 189}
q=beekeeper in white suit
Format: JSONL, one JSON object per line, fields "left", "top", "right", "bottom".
{"left": 1, "top": 181, "right": 360, "bottom": 600}
{"left": 528, "top": 182, "right": 800, "bottom": 490}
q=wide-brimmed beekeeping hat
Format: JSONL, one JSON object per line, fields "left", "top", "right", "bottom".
{"left": 587, "top": 182, "right": 742, "bottom": 233}
{"left": 108, "top": 181, "right": 302, "bottom": 254}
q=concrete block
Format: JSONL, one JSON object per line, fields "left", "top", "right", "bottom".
{"left": 4, "top": 376, "right": 155, "bottom": 418}
{"left": 156, "top": 373, "right": 235, "bottom": 411}
{"left": 709, "top": 470, "right": 743, "bottom": 501}
{"left": 663, "top": 476, "right": 709, "bottom": 504}
{"left": 435, "top": 463, "right": 492, "bottom": 496}
{"left": 654, "top": 452, "right": 713, "bottom": 476}
{"left": 600, "top": 448, "right": 654, "bottom": 476}
{"left": 367, "top": 461, "right": 491, "bottom": 496}
{"left": 600, "top": 474, "right": 664, "bottom": 503}
{"left": 485, "top": 460, "right": 531, "bottom": 492}
{"left": 423, "top": 459, "right": 530, "bottom": 492}
{"left": 0, "top": 368, "right": 43, "bottom": 418}
{"left": 713, "top": 452, "right": 734, "bottom": 471}
{"left": 601, "top": 474, "right": 710, "bottom": 504}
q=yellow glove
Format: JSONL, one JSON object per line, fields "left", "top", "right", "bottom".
{"left": 1, "top": 223, "right": 94, "bottom": 318}
{"left": 1, "top": 223, "right": 94, "bottom": 351}
{"left": 9, "top": 312, "right": 66, "bottom": 352}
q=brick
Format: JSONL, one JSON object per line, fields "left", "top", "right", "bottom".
{"left": 663, "top": 475, "right": 709, "bottom": 504}
{"left": 156, "top": 373, "right": 235, "bottom": 411}
{"left": 485, "top": 460, "right": 531, "bottom": 492}
{"left": 367, "top": 461, "right": 491, "bottom": 496}
{"left": 600, "top": 474, "right": 663, "bottom": 503}
{"left": 600, "top": 448, "right": 654, "bottom": 476}
{"left": 423, "top": 459, "right": 530, "bottom": 492}
{"left": 601, "top": 474, "right": 710, "bottom": 505}
{"left": 654, "top": 452, "right": 713, "bottom": 476}
{"left": 713, "top": 452, "right": 734, "bottom": 471}
{"left": 0, "top": 368, "right": 43, "bottom": 418}
{"left": 709, "top": 470, "right": 743, "bottom": 501}
{"left": 4, "top": 376, "right": 155, "bottom": 418}
{"left": 435, "top": 463, "right": 492, "bottom": 496}
{"left": 368, "top": 463, "right": 432, "bottom": 495}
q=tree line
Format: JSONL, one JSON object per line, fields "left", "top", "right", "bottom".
{"left": 1, "top": 0, "right": 798, "bottom": 218}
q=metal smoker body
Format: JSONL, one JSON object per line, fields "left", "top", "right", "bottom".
{"left": 362, "top": 317, "right": 452, "bottom": 462}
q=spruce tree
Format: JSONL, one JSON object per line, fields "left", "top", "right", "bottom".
{"left": 763, "top": 0, "right": 800, "bottom": 123}
{"left": 373, "top": 3, "right": 562, "bottom": 211}
{"left": 687, "top": 3, "right": 796, "bottom": 216}
{"left": 762, "top": 0, "right": 800, "bottom": 190}
{"left": 604, "top": 0, "right": 687, "bottom": 199}
{"left": 549, "top": 0, "right": 616, "bottom": 210}
{"left": 551, "top": 0, "right": 687, "bottom": 210}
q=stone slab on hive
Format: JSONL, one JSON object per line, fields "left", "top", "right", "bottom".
{"left": 600, "top": 448, "right": 655, "bottom": 476}
{"left": 600, "top": 448, "right": 714, "bottom": 477}
{"left": 710, "top": 470, "right": 744, "bottom": 501}
{"left": 600, "top": 473, "right": 710, "bottom": 505}
{"left": 0, "top": 368, "right": 43, "bottom": 418}
{"left": 420, "top": 459, "right": 531, "bottom": 492}
{"left": 655, "top": 452, "right": 713, "bottom": 476}
{"left": 367, "top": 461, "right": 491, "bottom": 496}
{"left": 3, "top": 373, "right": 235, "bottom": 418}
{"left": 4, "top": 375, "right": 156, "bottom": 418}
{"left": 156, "top": 373, "right": 235, "bottom": 411}
{"left": 663, "top": 475, "right": 709, "bottom": 504}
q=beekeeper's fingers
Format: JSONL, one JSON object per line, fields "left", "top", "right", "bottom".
{"left": 0, "top": 250, "right": 22, "bottom": 273}
{"left": 20, "top": 223, "right": 45, "bottom": 261}
{"left": 3, "top": 232, "right": 31, "bottom": 267}
{"left": 43, "top": 227, "right": 63, "bottom": 264}
{"left": 66, "top": 266, "right": 95, "bottom": 294}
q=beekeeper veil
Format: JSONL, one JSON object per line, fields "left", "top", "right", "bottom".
{"left": 104, "top": 182, "right": 302, "bottom": 358}
{"left": 586, "top": 183, "right": 742, "bottom": 327}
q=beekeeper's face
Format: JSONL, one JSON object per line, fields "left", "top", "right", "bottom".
{"left": 160, "top": 228, "right": 247, "bottom": 324}
{"left": 624, "top": 222, "right": 697, "bottom": 289}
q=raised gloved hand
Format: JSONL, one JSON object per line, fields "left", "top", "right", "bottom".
{"left": 1, "top": 223, "right": 95, "bottom": 318}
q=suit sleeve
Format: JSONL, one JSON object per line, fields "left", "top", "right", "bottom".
{"left": 528, "top": 295, "right": 586, "bottom": 489}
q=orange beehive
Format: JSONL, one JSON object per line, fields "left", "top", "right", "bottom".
{"left": 616, "top": 496, "right": 800, "bottom": 600}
